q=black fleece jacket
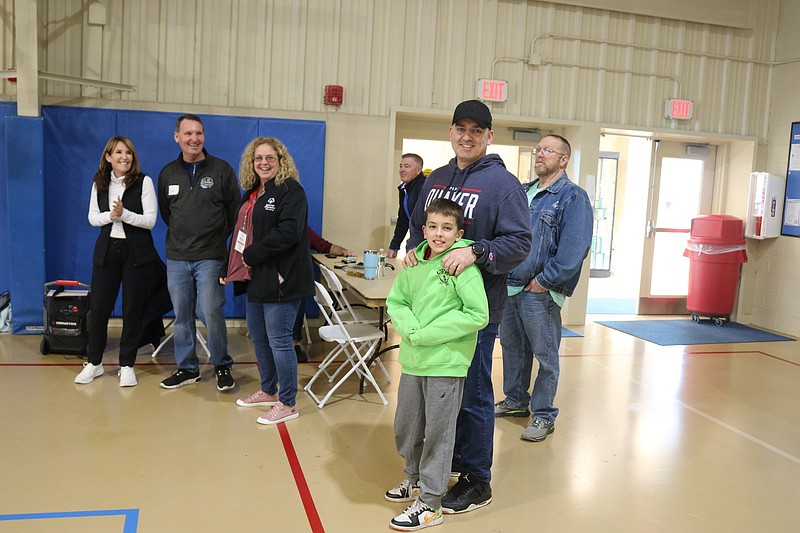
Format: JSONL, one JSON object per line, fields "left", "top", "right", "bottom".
{"left": 238, "top": 178, "right": 314, "bottom": 303}
{"left": 157, "top": 149, "right": 240, "bottom": 261}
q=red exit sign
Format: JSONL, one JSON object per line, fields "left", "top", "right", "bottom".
{"left": 665, "top": 98, "right": 694, "bottom": 120}
{"left": 476, "top": 78, "right": 508, "bottom": 102}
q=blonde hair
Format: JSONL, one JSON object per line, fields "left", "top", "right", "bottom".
{"left": 239, "top": 137, "right": 299, "bottom": 190}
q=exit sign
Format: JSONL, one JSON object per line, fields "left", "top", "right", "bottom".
{"left": 476, "top": 78, "right": 508, "bottom": 102}
{"left": 665, "top": 98, "right": 694, "bottom": 120}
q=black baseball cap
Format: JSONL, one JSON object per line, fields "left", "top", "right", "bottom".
{"left": 452, "top": 99, "right": 492, "bottom": 130}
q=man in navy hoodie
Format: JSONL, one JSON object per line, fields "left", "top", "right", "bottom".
{"left": 404, "top": 99, "right": 531, "bottom": 514}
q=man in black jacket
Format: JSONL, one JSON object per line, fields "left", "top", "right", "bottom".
{"left": 387, "top": 153, "right": 425, "bottom": 259}
{"left": 157, "top": 114, "right": 240, "bottom": 391}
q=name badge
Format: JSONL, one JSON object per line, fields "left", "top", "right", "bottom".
{"left": 234, "top": 230, "right": 247, "bottom": 253}
{"left": 168, "top": 184, "right": 179, "bottom": 196}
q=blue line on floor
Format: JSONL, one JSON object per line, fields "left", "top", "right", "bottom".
{"left": 0, "top": 509, "right": 139, "bottom": 532}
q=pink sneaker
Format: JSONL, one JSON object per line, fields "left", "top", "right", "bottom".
{"left": 236, "top": 390, "right": 279, "bottom": 407}
{"left": 257, "top": 402, "right": 299, "bottom": 425}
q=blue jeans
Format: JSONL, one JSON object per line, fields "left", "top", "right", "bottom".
{"left": 246, "top": 299, "right": 301, "bottom": 407}
{"left": 452, "top": 323, "right": 498, "bottom": 484}
{"left": 499, "top": 290, "right": 562, "bottom": 423}
{"left": 166, "top": 259, "right": 233, "bottom": 372}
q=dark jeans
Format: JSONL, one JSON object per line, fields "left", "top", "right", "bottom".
{"left": 452, "top": 323, "right": 499, "bottom": 483}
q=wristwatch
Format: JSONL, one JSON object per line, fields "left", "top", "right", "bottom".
{"left": 471, "top": 242, "right": 485, "bottom": 259}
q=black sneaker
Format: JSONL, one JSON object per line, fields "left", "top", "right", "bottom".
{"left": 214, "top": 365, "right": 235, "bottom": 391}
{"left": 441, "top": 473, "right": 492, "bottom": 515}
{"left": 160, "top": 368, "right": 201, "bottom": 389}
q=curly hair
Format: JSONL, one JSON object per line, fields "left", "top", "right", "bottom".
{"left": 93, "top": 136, "right": 142, "bottom": 192}
{"left": 239, "top": 137, "right": 300, "bottom": 190}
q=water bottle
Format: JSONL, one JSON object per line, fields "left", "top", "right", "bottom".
{"left": 378, "top": 248, "right": 386, "bottom": 277}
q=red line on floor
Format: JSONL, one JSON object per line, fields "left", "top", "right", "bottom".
{"left": 277, "top": 422, "right": 325, "bottom": 533}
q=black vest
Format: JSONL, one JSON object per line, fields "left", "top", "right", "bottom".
{"left": 92, "top": 175, "right": 159, "bottom": 267}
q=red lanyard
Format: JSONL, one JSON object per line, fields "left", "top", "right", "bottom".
{"left": 244, "top": 189, "right": 259, "bottom": 223}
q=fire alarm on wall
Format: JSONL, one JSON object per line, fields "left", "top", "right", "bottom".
{"left": 323, "top": 85, "right": 343, "bottom": 106}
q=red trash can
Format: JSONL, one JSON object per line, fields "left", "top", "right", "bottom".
{"left": 683, "top": 215, "right": 748, "bottom": 326}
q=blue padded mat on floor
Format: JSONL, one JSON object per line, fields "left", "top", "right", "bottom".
{"left": 596, "top": 319, "right": 794, "bottom": 346}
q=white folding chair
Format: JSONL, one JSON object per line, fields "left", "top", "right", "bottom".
{"left": 317, "top": 264, "right": 391, "bottom": 382}
{"left": 304, "top": 281, "right": 389, "bottom": 408}
{"left": 318, "top": 264, "right": 381, "bottom": 325}
{"left": 151, "top": 318, "right": 211, "bottom": 359}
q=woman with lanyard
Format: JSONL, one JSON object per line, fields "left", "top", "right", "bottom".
{"left": 222, "top": 137, "right": 314, "bottom": 424}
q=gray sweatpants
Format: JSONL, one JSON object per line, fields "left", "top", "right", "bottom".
{"left": 394, "top": 374, "right": 465, "bottom": 508}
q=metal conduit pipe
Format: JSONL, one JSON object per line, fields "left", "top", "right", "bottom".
{"left": 528, "top": 32, "right": 800, "bottom": 67}
{"left": 490, "top": 55, "right": 681, "bottom": 97}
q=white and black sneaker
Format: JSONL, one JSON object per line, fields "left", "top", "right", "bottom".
{"left": 390, "top": 498, "right": 443, "bottom": 531}
{"left": 385, "top": 479, "right": 420, "bottom": 503}
{"left": 160, "top": 368, "right": 201, "bottom": 389}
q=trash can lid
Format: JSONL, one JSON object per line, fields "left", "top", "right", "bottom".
{"left": 689, "top": 215, "right": 745, "bottom": 244}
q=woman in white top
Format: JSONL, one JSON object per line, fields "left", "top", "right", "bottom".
{"left": 75, "top": 136, "right": 167, "bottom": 387}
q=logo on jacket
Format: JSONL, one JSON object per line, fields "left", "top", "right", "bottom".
{"left": 265, "top": 197, "right": 276, "bottom": 211}
{"left": 200, "top": 177, "right": 214, "bottom": 189}
{"left": 436, "top": 267, "right": 451, "bottom": 286}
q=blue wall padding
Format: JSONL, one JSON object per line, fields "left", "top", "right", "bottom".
{"left": 1, "top": 105, "right": 325, "bottom": 327}
{"left": 0, "top": 102, "right": 16, "bottom": 297}
{"left": 5, "top": 115, "right": 46, "bottom": 333}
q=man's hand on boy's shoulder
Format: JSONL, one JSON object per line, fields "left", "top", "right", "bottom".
{"left": 402, "top": 252, "right": 419, "bottom": 269}
{"left": 440, "top": 248, "right": 476, "bottom": 276}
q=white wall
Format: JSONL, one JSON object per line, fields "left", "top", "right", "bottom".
{"left": 750, "top": 1, "right": 800, "bottom": 336}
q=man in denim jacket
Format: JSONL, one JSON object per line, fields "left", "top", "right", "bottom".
{"left": 495, "top": 134, "right": 593, "bottom": 442}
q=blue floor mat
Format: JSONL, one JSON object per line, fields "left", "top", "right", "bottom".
{"left": 596, "top": 319, "right": 794, "bottom": 346}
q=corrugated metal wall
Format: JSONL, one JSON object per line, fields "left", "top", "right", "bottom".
{"left": 0, "top": 0, "right": 784, "bottom": 140}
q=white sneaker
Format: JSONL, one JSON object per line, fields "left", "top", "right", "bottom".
{"left": 118, "top": 366, "right": 137, "bottom": 387}
{"left": 385, "top": 479, "right": 421, "bottom": 503}
{"left": 390, "top": 498, "right": 443, "bottom": 531}
{"left": 75, "top": 362, "right": 104, "bottom": 384}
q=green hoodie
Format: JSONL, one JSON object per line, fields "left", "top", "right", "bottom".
{"left": 387, "top": 239, "right": 489, "bottom": 378}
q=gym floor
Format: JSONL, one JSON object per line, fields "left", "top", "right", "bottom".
{"left": 0, "top": 317, "right": 798, "bottom": 532}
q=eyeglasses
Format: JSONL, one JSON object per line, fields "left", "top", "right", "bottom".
{"left": 254, "top": 155, "right": 278, "bottom": 163}
{"left": 534, "top": 146, "right": 566, "bottom": 157}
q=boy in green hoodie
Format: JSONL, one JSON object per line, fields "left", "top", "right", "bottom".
{"left": 384, "top": 198, "right": 489, "bottom": 531}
